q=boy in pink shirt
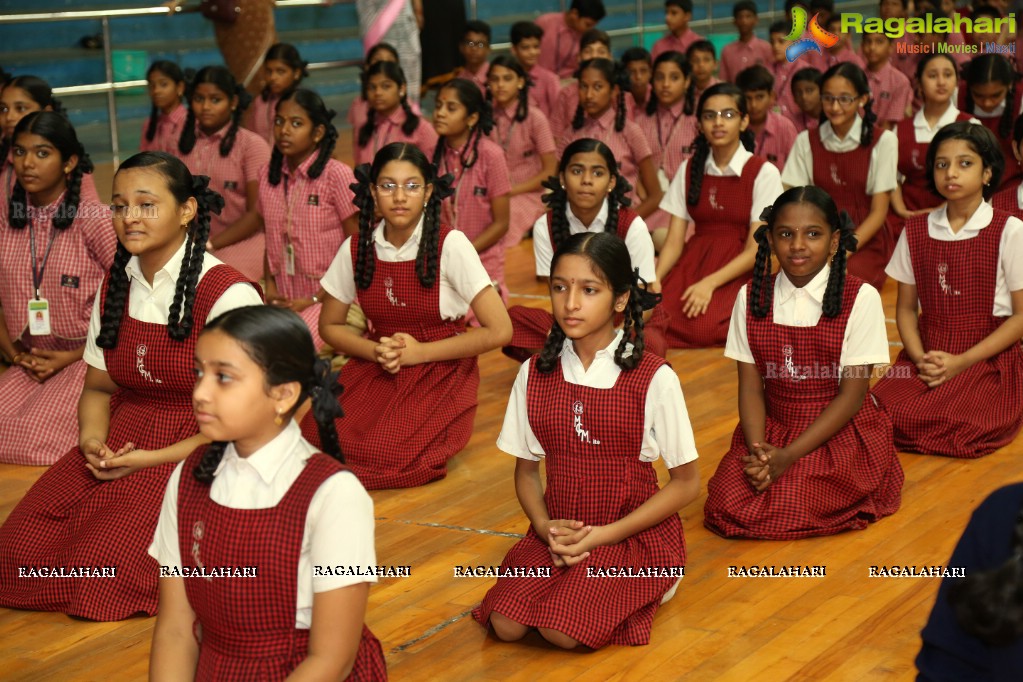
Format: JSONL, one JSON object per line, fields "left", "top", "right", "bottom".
{"left": 861, "top": 32, "right": 912, "bottom": 130}
{"left": 509, "top": 21, "right": 561, "bottom": 117}
{"left": 652, "top": 0, "right": 705, "bottom": 61}
{"left": 535, "top": 0, "right": 607, "bottom": 78}
{"left": 822, "top": 15, "right": 865, "bottom": 70}
{"left": 719, "top": 1, "right": 774, "bottom": 83}
{"left": 456, "top": 21, "right": 492, "bottom": 95}
{"left": 736, "top": 65, "right": 798, "bottom": 170}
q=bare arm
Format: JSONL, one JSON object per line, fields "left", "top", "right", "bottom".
{"left": 78, "top": 365, "right": 120, "bottom": 451}
{"left": 736, "top": 360, "right": 766, "bottom": 452}
{"left": 894, "top": 281, "right": 925, "bottom": 364}
{"left": 632, "top": 157, "right": 664, "bottom": 219}
{"left": 470, "top": 195, "right": 510, "bottom": 253}
{"left": 0, "top": 307, "right": 25, "bottom": 361}
{"left": 925, "top": 289, "right": 1023, "bottom": 387}
{"left": 680, "top": 221, "right": 761, "bottom": 317}
{"left": 318, "top": 294, "right": 379, "bottom": 362}
{"left": 286, "top": 583, "right": 370, "bottom": 681}
{"left": 208, "top": 181, "right": 263, "bottom": 250}
{"left": 510, "top": 152, "right": 558, "bottom": 197}
{"left": 655, "top": 214, "right": 687, "bottom": 283}
{"left": 149, "top": 577, "right": 199, "bottom": 682}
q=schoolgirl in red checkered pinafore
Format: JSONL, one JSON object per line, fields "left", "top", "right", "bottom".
{"left": 506, "top": 207, "right": 639, "bottom": 358}
{"left": 175, "top": 447, "right": 387, "bottom": 680}
{"left": 992, "top": 183, "right": 1023, "bottom": 221}
{"left": 659, "top": 155, "right": 767, "bottom": 348}
{"left": 808, "top": 126, "right": 891, "bottom": 291}
{"left": 704, "top": 276, "right": 904, "bottom": 539}
{"left": 958, "top": 69, "right": 1023, "bottom": 193}
{"left": 896, "top": 113, "right": 974, "bottom": 216}
{"left": 301, "top": 229, "right": 478, "bottom": 490}
{"left": 872, "top": 211, "right": 1023, "bottom": 457}
{"left": 0, "top": 266, "right": 249, "bottom": 620}
{"left": 473, "top": 353, "right": 685, "bottom": 648}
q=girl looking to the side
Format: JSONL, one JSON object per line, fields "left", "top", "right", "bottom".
{"left": 140, "top": 61, "right": 188, "bottom": 155}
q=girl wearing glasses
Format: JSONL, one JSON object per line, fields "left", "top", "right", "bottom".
{"left": 259, "top": 89, "right": 359, "bottom": 351}
{"left": 780, "top": 63, "right": 897, "bottom": 292}
{"left": 313, "top": 142, "right": 512, "bottom": 489}
{"left": 655, "top": 83, "right": 783, "bottom": 349}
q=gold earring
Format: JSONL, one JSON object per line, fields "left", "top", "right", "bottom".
{"left": 274, "top": 410, "right": 283, "bottom": 426}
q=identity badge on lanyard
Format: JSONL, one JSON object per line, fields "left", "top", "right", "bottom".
{"left": 283, "top": 175, "right": 297, "bottom": 276}
{"left": 28, "top": 217, "right": 57, "bottom": 336}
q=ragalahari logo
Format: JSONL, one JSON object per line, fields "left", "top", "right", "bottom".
{"left": 786, "top": 7, "right": 839, "bottom": 62}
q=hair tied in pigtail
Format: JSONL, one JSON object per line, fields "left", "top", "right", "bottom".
{"left": 837, "top": 210, "right": 859, "bottom": 253}
{"left": 431, "top": 172, "right": 456, "bottom": 202}
{"left": 350, "top": 163, "right": 374, "bottom": 206}
{"left": 540, "top": 175, "right": 562, "bottom": 207}
{"left": 754, "top": 222, "right": 771, "bottom": 246}
{"left": 78, "top": 150, "right": 95, "bottom": 175}
{"left": 192, "top": 174, "right": 225, "bottom": 216}
{"left": 309, "top": 357, "right": 344, "bottom": 421}
{"left": 632, "top": 269, "right": 662, "bottom": 311}
{"left": 758, "top": 205, "right": 774, "bottom": 224}
{"left": 614, "top": 176, "right": 633, "bottom": 207}
{"left": 325, "top": 108, "right": 337, "bottom": 122}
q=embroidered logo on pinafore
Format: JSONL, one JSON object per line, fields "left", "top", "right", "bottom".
{"left": 191, "top": 520, "right": 213, "bottom": 581}
{"left": 782, "top": 344, "right": 808, "bottom": 381}
{"left": 829, "top": 163, "right": 845, "bottom": 186}
{"left": 709, "top": 186, "right": 724, "bottom": 210}
{"left": 136, "top": 344, "right": 163, "bottom": 384}
{"left": 937, "top": 263, "right": 960, "bottom": 295}
{"left": 572, "top": 400, "right": 601, "bottom": 445}
{"left": 384, "top": 276, "right": 407, "bottom": 307}
{"left": 911, "top": 148, "right": 923, "bottom": 171}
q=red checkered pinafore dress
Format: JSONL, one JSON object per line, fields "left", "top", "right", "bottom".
{"left": 809, "top": 126, "right": 891, "bottom": 292}
{"left": 958, "top": 85, "right": 1023, "bottom": 193}
{"left": 504, "top": 208, "right": 641, "bottom": 359}
{"left": 991, "top": 183, "right": 1023, "bottom": 221}
{"left": 658, "top": 155, "right": 766, "bottom": 348}
{"left": 704, "top": 276, "right": 904, "bottom": 539}
{"left": 300, "top": 228, "right": 479, "bottom": 489}
{"left": 871, "top": 212, "right": 1023, "bottom": 457}
{"left": 473, "top": 353, "right": 686, "bottom": 648}
{"left": 176, "top": 448, "right": 387, "bottom": 681}
{"left": 0, "top": 265, "right": 251, "bottom": 620}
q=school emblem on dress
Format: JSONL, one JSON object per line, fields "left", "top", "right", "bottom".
{"left": 136, "top": 344, "right": 163, "bottom": 384}
{"left": 829, "top": 163, "right": 845, "bottom": 187}
{"left": 191, "top": 521, "right": 209, "bottom": 578}
{"left": 307, "top": 194, "right": 319, "bottom": 206}
{"left": 384, "top": 276, "right": 406, "bottom": 307}
{"left": 223, "top": 180, "right": 238, "bottom": 190}
{"left": 782, "top": 344, "right": 808, "bottom": 382}
{"left": 911, "top": 148, "right": 923, "bottom": 171}
{"left": 571, "top": 400, "right": 600, "bottom": 445}
{"left": 708, "top": 186, "right": 723, "bottom": 211}
{"left": 937, "top": 263, "right": 960, "bottom": 296}
{"left": 473, "top": 186, "right": 487, "bottom": 197}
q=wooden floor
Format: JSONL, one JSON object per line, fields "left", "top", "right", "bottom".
{"left": 3, "top": 188, "right": 1022, "bottom": 681}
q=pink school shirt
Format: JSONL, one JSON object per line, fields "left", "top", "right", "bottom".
{"left": 636, "top": 100, "right": 698, "bottom": 180}
{"left": 526, "top": 64, "right": 561, "bottom": 119}
{"left": 891, "top": 35, "right": 918, "bottom": 82}
{"left": 434, "top": 136, "right": 512, "bottom": 242}
{"left": 259, "top": 155, "right": 357, "bottom": 299}
{"left": 536, "top": 12, "right": 579, "bottom": 78}
{"left": 552, "top": 83, "right": 638, "bottom": 142}
{"left": 246, "top": 93, "right": 281, "bottom": 145}
{"left": 693, "top": 78, "right": 723, "bottom": 105}
{"left": 822, "top": 46, "right": 865, "bottom": 71}
{"left": 753, "top": 112, "right": 799, "bottom": 170}
{"left": 139, "top": 104, "right": 187, "bottom": 154}
{"left": 489, "top": 102, "right": 556, "bottom": 186}
{"left": 559, "top": 107, "right": 653, "bottom": 207}
{"left": 651, "top": 29, "right": 705, "bottom": 61}
{"left": 354, "top": 107, "right": 439, "bottom": 166}
{"left": 867, "top": 62, "right": 912, "bottom": 125}
{"left": 180, "top": 123, "right": 271, "bottom": 280}
{"left": 719, "top": 37, "right": 775, "bottom": 83}
{"left": 456, "top": 66, "right": 488, "bottom": 95}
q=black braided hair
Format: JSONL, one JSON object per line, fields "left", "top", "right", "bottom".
{"left": 751, "top": 186, "right": 857, "bottom": 319}
{"left": 964, "top": 54, "right": 1018, "bottom": 139}
{"left": 352, "top": 143, "right": 453, "bottom": 290}
{"left": 359, "top": 42, "right": 400, "bottom": 99}
{"left": 193, "top": 305, "right": 346, "bottom": 484}
{"left": 144, "top": 61, "right": 186, "bottom": 143}
{"left": 268, "top": 88, "right": 338, "bottom": 186}
{"left": 926, "top": 120, "right": 1005, "bottom": 201}
{"left": 688, "top": 83, "right": 752, "bottom": 207}
{"left": 947, "top": 493, "right": 1023, "bottom": 646}
{"left": 572, "top": 59, "right": 626, "bottom": 132}
{"left": 647, "top": 50, "right": 692, "bottom": 117}
{"left": 97, "top": 152, "right": 224, "bottom": 349}
{"left": 179, "top": 66, "right": 251, "bottom": 157}
{"left": 537, "top": 232, "right": 658, "bottom": 373}
{"left": 819, "top": 62, "right": 877, "bottom": 148}
{"left": 487, "top": 55, "right": 531, "bottom": 123}
{"left": 259, "top": 42, "right": 309, "bottom": 102}
{"left": 431, "top": 78, "right": 493, "bottom": 172}
{"left": 1, "top": 75, "right": 67, "bottom": 162}
{"left": 7, "top": 111, "right": 92, "bottom": 232}
{"left": 357, "top": 61, "right": 419, "bottom": 149}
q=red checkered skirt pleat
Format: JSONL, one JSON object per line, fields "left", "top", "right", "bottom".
{"left": 872, "top": 213, "right": 1023, "bottom": 456}
{"left": 300, "top": 230, "right": 477, "bottom": 489}
{"left": 704, "top": 277, "right": 904, "bottom": 539}
{"left": 0, "top": 266, "right": 250, "bottom": 619}
{"left": 178, "top": 450, "right": 386, "bottom": 681}
{"left": 473, "top": 353, "right": 685, "bottom": 648}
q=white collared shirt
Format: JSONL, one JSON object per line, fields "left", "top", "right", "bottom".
{"left": 886, "top": 201, "right": 1023, "bottom": 316}
{"left": 903, "top": 103, "right": 979, "bottom": 143}
{"left": 149, "top": 420, "right": 377, "bottom": 629}
{"left": 725, "top": 265, "right": 890, "bottom": 370}
{"left": 320, "top": 215, "right": 493, "bottom": 320}
{"left": 530, "top": 199, "right": 657, "bottom": 282}
{"left": 82, "top": 240, "right": 263, "bottom": 371}
{"left": 781, "top": 115, "right": 899, "bottom": 194}
{"left": 496, "top": 330, "right": 699, "bottom": 467}
{"left": 659, "top": 144, "right": 784, "bottom": 224}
